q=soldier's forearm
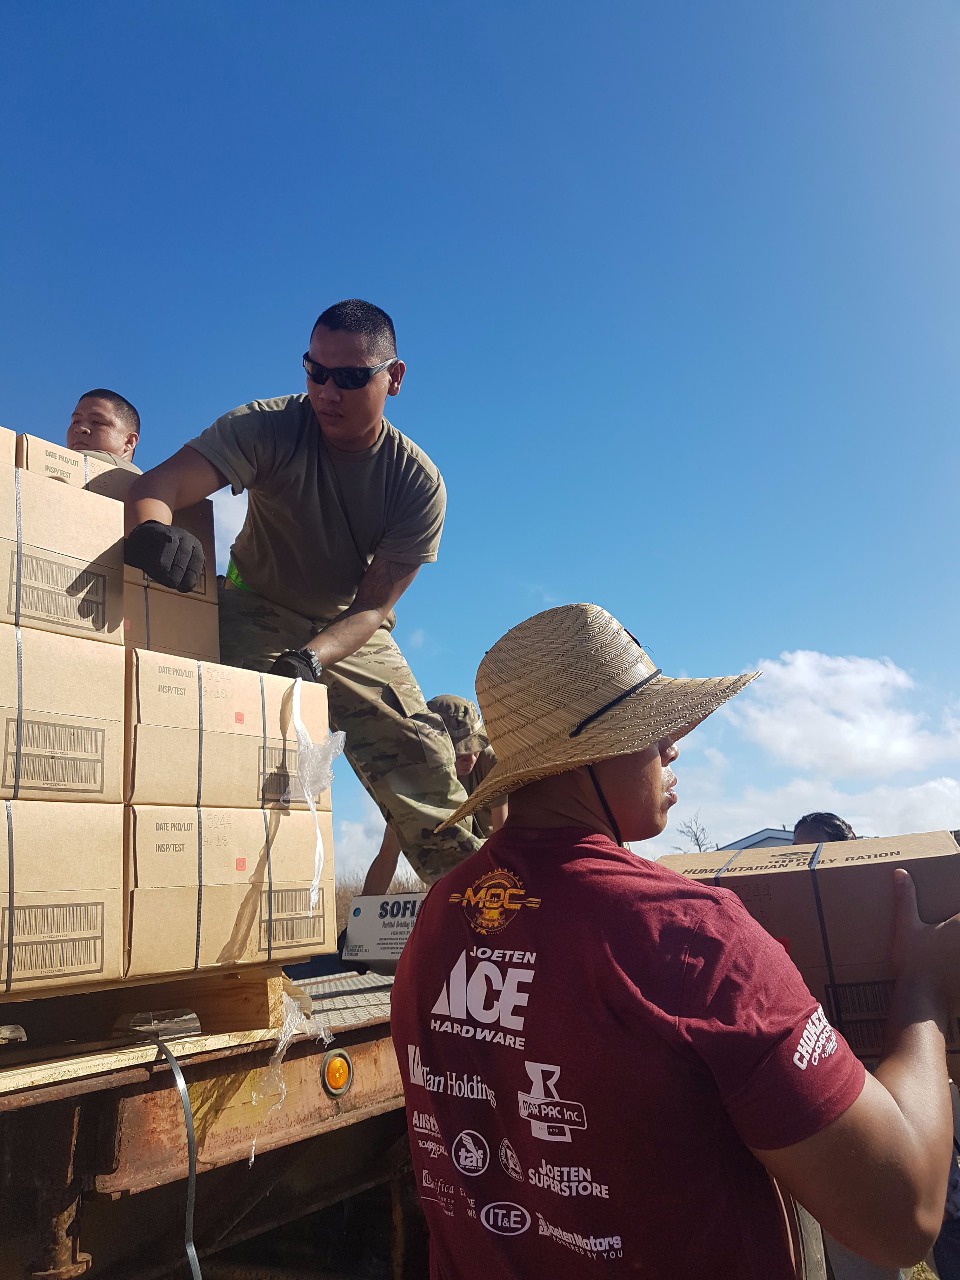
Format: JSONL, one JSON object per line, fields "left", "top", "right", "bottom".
{"left": 306, "top": 607, "right": 386, "bottom": 668}
{"left": 306, "top": 556, "right": 420, "bottom": 668}
{"left": 125, "top": 447, "right": 226, "bottom": 534}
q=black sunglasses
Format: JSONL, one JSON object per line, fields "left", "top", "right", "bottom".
{"left": 302, "top": 353, "right": 397, "bottom": 391}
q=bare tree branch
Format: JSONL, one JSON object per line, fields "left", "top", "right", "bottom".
{"left": 672, "top": 810, "right": 716, "bottom": 854}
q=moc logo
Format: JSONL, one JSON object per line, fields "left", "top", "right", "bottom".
{"left": 481, "top": 1202, "right": 531, "bottom": 1236}
{"left": 449, "top": 868, "right": 541, "bottom": 935}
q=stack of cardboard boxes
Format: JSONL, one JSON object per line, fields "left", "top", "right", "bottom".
{"left": 16, "top": 434, "right": 220, "bottom": 662}
{"left": 660, "top": 830, "right": 960, "bottom": 1066}
{"left": 0, "top": 429, "right": 335, "bottom": 1000}
{"left": 124, "top": 648, "right": 334, "bottom": 977}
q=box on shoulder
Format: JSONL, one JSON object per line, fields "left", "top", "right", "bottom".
{"left": 0, "top": 802, "right": 124, "bottom": 996}
{"left": 124, "top": 583, "right": 220, "bottom": 663}
{"left": 125, "top": 806, "right": 336, "bottom": 976}
{"left": 0, "top": 626, "right": 124, "bottom": 802}
{"left": 125, "top": 648, "right": 330, "bottom": 809}
{"left": 16, "top": 434, "right": 217, "bottom": 603}
{"left": 660, "top": 831, "right": 960, "bottom": 1064}
{"left": 0, "top": 463, "right": 124, "bottom": 643}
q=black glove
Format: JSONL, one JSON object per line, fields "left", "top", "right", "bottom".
{"left": 270, "top": 649, "right": 323, "bottom": 682}
{"left": 124, "top": 521, "right": 204, "bottom": 594}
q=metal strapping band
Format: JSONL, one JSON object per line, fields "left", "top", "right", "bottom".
{"left": 259, "top": 675, "right": 273, "bottom": 961}
{"left": 569, "top": 669, "right": 663, "bottom": 738}
{"left": 4, "top": 801, "right": 14, "bottom": 993}
{"left": 13, "top": 628, "right": 23, "bottom": 800}
{"left": 83, "top": 455, "right": 89, "bottom": 485}
{"left": 153, "top": 1038, "right": 202, "bottom": 1279}
{"left": 195, "top": 661, "right": 204, "bottom": 807}
{"left": 143, "top": 585, "right": 152, "bottom": 647}
{"left": 808, "top": 843, "right": 843, "bottom": 1034}
{"left": 710, "top": 848, "right": 744, "bottom": 886}
{"left": 13, "top": 467, "right": 23, "bottom": 627}
{"left": 194, "top": 662, "right": 203, "bottom": 971}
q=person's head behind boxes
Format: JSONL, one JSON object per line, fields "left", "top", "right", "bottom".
{"left": 437, "top": 602, "right": 758, "bottom": 842}
{"left": 67, "top": 389, "right": 140, "bottom": 462}
{"left": 794, "top": 811, "right": 857, "bottom": 845}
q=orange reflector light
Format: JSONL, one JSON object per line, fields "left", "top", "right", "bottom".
{"left": 322, "top": 1050, "right": 353, "bottom": 1096}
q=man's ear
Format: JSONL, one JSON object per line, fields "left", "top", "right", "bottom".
{"left": 124, "top": 432, "right": 139, "bottom": 459}
{"left": 387, "top": 360, "right": 406, "bottom": 397}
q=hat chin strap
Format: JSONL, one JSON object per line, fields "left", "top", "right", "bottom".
{"left": 587, "top": 765, "right": 623, "bottom": 847}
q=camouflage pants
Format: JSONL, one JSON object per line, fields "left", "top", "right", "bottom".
{"left": 218, "top": 582, "right": 482, "bottom": 884}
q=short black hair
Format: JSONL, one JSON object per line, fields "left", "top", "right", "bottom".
{"left": 78, "top": 388, "right": 140, "bottom": 437}
{"left": 311, "top": 299, "right": 397, "bottom": 359}
{"left": 794, "top": 812, "right": 857, "bottom": 842}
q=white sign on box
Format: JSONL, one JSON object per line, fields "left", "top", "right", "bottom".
{"left": 342, "top": 893, "right": 426, "bottom": 966}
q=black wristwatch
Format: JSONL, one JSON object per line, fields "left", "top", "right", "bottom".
{"left": 296, "top": 648, "right": 324, "bottom": 681}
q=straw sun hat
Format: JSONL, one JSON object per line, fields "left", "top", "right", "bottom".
{"left": 437, "top": 603, "right": 759, "bottom": 831}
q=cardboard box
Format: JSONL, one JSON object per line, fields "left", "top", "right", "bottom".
{"left": 90, "top": 466, "right": 216, "bottom": 605}
{"left": 125, "top": 648, "right": 331, "bottom": 809}
{"left": 343, "top": 893, "right": 426, "bottom": 971}
{"left": 125, "top": 806, "right": 335, "bottom": 976}
{"left": 120, "top": 512, "right": 216, "bottom": 604}
{"left": 0, "top": 802, "right": 124, "bottom": 994}
{"left": 16, "top": 435, "right": 217, "bottom": 603}
{"left": 123, "top": 582, "right": 220, "bottom": 662}
{"left": 0, "top": 463, "right": 124, "bottom": 643}
{"left": 16, "top": 434, "right": 117, "bottom": 489}
{"left": 0, "top": 426, "right": 14, "bottom": 467}
{"left": 0, "top": 625, "right": 124, "bottom": 802}
{"left": 659, "top": 831, "right": 960, "bottom": 1063}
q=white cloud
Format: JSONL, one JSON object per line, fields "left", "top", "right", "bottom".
{"left": 211, "top": 489, "right": 248, "bottom": 573}
{"left": 334, "top": 792, "right": 385, "bottom": 880}
{"left": 636, "top": 650, "right": 960, "bottom": 858}
{"left": 408, "top": 628, "right": 426, "bottom": 649}
{"left": 702, "top": 746, "right": 728, "bottom": 773}
{"left": 645, "top": 775, "right": 960, "bottom": 859}
{"left": 728, "top": 650, "right": 960, "bottom": 778}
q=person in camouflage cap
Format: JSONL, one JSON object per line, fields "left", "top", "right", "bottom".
{"left": 361, "top": 694, "right": 508, "bottom": 895}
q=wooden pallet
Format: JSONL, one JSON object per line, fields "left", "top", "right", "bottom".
{"left": 0, "top": 963, "right": 307, "bottom": 1054}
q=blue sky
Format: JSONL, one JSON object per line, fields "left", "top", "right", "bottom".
{"left": 2, "top": 3, "right": 959, "bottom": 872}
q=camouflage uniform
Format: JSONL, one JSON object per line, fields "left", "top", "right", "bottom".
{"left": 219, "top": 582, "right": 482, "bottom": 883}
{"left": 426, "top": 695, "right": 500, "bottom": 840}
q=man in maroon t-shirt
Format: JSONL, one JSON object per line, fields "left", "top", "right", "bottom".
{"left": 391, "top": 603, "right": 960, "bottom": 1278}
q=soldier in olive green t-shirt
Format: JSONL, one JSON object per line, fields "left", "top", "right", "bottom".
{"left": 123, "top": 299, "right": 482, "bottom": 885}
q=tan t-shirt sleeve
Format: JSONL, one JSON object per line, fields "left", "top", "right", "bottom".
{"left": 188, "top": 401, "right": 282, "bottom": 496}
{"left": 376, "top": 469, "right": 446, "bottom": 565}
